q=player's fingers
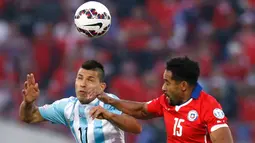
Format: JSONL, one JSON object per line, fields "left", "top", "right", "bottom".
{"left": 26, "top": 87, "right": 32, "bottom": 95}
{"left": 89, "top": 107, "right": 95, "bottom": 115}
{"left": 34, "top": 83, "right": 39, "bottom": 92}
{"left": 92, "top": 89, "right": 103, "bottom": 99}
{"left": 27, "top": 83, "right": 36, "bottom": 92}
{"left": 22, "top": 89, "right": 26, "bottom": 95}
{"left": 24, "top": 81, "right": 28, "bottom": 89}
{"left": 31, "top": 73, "right": 35, "bottom": 85}
{"left": 88, "top": 88, "right": 95, "bottom": 94}
{"left": 95, "top": 90, "right": 102, "bottom": 97}
{"left": 26, "top": 74, "right": 30, "bottom": 85}
{"left": 89, "top": 107, "right": 97, "bottom": 115}
{"left": 97, "top": 94, "right": 103, "bottom": 99}
{"left": 27, "top": 74, "right": 32, "bottom": 86}
{"left": 28, "top": 74, "right": 31, "bottom": 83}
{"left": 97, "top": 92, "right": 105, "bottom": 98}
{"left": 88, "top": 89, "right": 97, "bottom": 99}
{"left": 94, "top": 110, "right": 102, "bottom": 119}
{"left": 29, "top": 73, "right": 33, "bottom": 85}
{"left": 90, "top": 107, "right": 100, "bottom": 119}
{"left": 97, "top": 93, "right": 108, "bottom": 103}
{"left": 31, "top": 83, "right": 39, "bottom": 91}
{"left": 90, "top": 111, "right": 97, "bottom": 119}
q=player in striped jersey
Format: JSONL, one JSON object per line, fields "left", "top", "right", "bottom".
{"left": 19, "top": 60, "right": 142, "bottom": 143}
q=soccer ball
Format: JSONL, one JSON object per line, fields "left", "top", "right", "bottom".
{"left": 74, "top": 1, "right": 111, "bottom": 38}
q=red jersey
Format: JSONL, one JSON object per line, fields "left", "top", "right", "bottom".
{"left": 147, "top": 84, "right": 228, "bottom": 143}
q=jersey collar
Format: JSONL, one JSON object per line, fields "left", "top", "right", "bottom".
{"left": 78, "top": 98, "right": 100, "bottom": 106}
{"left": 191, "top": 83, "right": 202, "bottom": 99}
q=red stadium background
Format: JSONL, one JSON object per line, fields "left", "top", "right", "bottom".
{"left": 0, "top": 0, "right": 255, "bottom": 143}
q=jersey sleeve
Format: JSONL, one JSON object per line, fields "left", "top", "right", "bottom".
{"left": 202, "top": 97, "right": 228, "bottom": 133}
{"left": 103, "top": 93, "right": 122, "bottom": 115}
{"left": 38, "top": 98, "right": 70, "bottom": 126}
{"left": 146, "top": 95, "right": 164, "bottom": 117}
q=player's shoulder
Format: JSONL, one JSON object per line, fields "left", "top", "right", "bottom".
{"left": 52, "top": 96, "right": 77, "bottom": 109}
{"left": 198, "top": 91, "right": 227, "bottom": 122}
{"left": 55, "top": 96, "right": 77, "bottom": 104}
{"left": 105, "top": 92, "right": 120, "bottom": 100}
{"left": 200, "top": 91, "right": 219, "bottom": 102}
{"left": 199, "top": 91, "right": 221, "bottom": 106}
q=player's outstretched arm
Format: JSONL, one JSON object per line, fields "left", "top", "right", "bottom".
{"left": 19, "top": 74, "right": 44, "bottom": 123}
{"left": 106, "top": 113, "right": 142, "bottom": 134}
{"left": 210, "top": 127, "right": 233, "bottom": 143}
{"left": 90, "top": 106, "right": 142, "bottom": 134}
{"left": 97, "top": 94, "right": 157, "bottom": 119}
{"left": 19, "top": 101, "right": 44, "bottom": 123}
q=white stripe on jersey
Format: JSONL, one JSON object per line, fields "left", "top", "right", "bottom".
{"left": 64, "top": 101, "right": 74, "bottom": 121}
{"left": 84, "top": 106, "right": 95, "bottom": 143}
{"left": 210, "top": 123, "right": 228, "bottom": 132}
{"left": 64, "top": 100, "right": 79, "bottom": 143}
{"left": 73, "top": 101, "right": 82, "bottom": 143}
{"left": 99, "top": 101, "right": 104, "bottom": 107}
{"left": 102, "top": 119, "right": 125, "bottom": 143}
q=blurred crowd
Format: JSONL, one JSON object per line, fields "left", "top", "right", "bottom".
{"left": 0, "top": 0, "right": 255, "bottom": 142}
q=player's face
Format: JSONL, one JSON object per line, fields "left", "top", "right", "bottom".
{"left": 162, "top": 70, "right": 183, "bottom": 106}
{"left": 75, "top": 68, "right": 106, "bottom": 104}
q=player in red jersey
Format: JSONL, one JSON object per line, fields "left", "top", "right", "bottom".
{"left": 94, "top": 56, "right": 233, "bottom": 143}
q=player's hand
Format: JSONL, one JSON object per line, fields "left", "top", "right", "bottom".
{"left": 87, "top": 88, "right": 103, "bottom": 100}
{"left": 22, "top": 73, "right": 40, "bottom": 104}
{"left": 97, "top": 92, "right": 112, "bottom": 104}
{"left": 89, "top": 106, "right": 113, "bottom": 120}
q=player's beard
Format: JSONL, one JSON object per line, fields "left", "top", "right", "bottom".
{"left": 166, "top": 93, "right": 183, "bottom": 106}
{"left": 165, "top": 93, "right": 175, "bottom": 105}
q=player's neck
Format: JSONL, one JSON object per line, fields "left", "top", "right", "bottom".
{"left": 181, "top": 87, "right": 195, "bottom": 104}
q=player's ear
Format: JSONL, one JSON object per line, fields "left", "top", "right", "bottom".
{"left": 180, "top": 81, "right": 188, "bottom": 91}
{"left": 100, "top": 82, "right": 106, "bottom": 91}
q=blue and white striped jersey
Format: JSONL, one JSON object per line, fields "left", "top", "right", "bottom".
{"left": 38, "top": 93, "right": 125, "bottom": 143}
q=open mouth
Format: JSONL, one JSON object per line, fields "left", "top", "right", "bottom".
{"left": 164, "top": 93, "right": 171, "bottom": 101}
{"left": 164, "top": 93, "right": 169, "bottom": 97}
{"left": 79, "top": 90, "right": 87, "bottom": 94}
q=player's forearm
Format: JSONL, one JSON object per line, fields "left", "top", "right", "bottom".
{"left": 19, "top": 101, "right": 37, "bottom": 123}
{"left": 109, "top": 99, "right": 147, "bottom": 119}
{"left": 107, "top": 113, "right": 142, "bottom": 134}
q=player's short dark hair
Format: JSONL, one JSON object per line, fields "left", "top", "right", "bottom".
{"left": 81, "top": 60, "right": 105, "bottom": 82}
{"left": 166, "top": 56, "right": 200, "bottom": 85}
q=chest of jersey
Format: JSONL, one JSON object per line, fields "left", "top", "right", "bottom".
{"left": 162, "top": 103, "right": 211, "bottom": 143}
{"left": 66, "top": 102, "right": 124, "bottom": 143}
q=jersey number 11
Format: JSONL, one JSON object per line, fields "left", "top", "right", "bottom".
{"left": 79, "top": 127, "right": 88, "bottom": 143}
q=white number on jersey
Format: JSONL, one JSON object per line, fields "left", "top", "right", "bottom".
{"left": 173, "top": 118, "right": 185, "bottom": 137}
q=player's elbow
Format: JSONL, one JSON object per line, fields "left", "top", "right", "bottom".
{"left": 19, "top": 114, "right": 36, "bottom": 124}
{"left": 137, "top": 125, "right": 143, "bottom": 134}
{"left": 20, "top": 117, "right": 32, "bottom": 124}
{"left": 19, "top": 114, "right": 28, "bottom": 123}
{"left": 124, "top": 120, "right": 142, "bottom": 134}
{"left": 131, "top": 124, "right": 142, "bottom": 134}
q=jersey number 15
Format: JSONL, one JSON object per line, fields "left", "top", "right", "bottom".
{"left": 173, "top": 118, "right": 185, "bottom": 137}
